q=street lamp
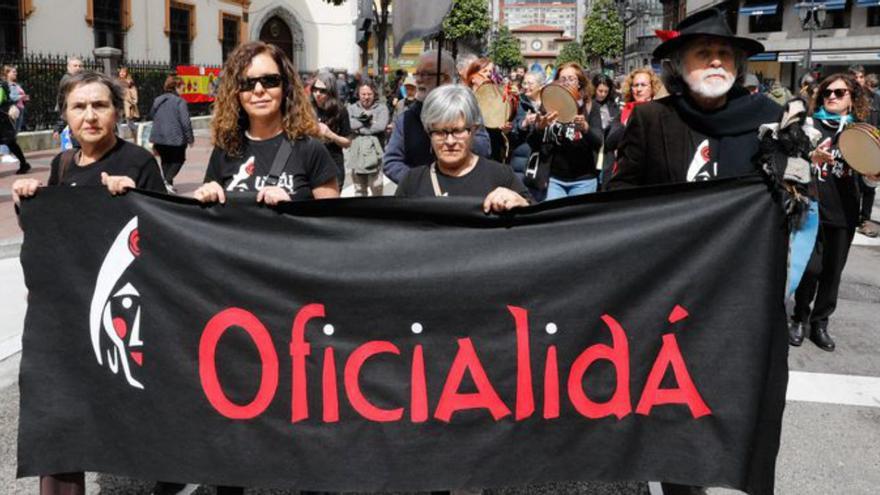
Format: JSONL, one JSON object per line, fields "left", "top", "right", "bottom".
{"left": 797, "top": 0, "right": 826, "bottom": 75}
{"left": 611, "top": 1, "right": 654, "bottom": 74}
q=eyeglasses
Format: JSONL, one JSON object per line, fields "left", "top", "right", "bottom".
{"left": 559, "top": 76, "right": 579, "bottom": 84}
{"left": 632, "top": 82, "right": 650, "bottom": 88}
{"left": 429, "top": 127, "right": 472, "bottom": 140}
{"left": 415, "top": 71, "right": 443, "bottom": 79}
{"left": 822, "top": 88, "right": 849, "bottom": 99}
{"left": 239, "top": 74, "right": 283, "bottom": 92}
{"left": 311, "top": 86, "right": 329, "bottom": 95}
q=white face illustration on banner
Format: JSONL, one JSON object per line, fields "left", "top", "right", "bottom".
{"left": 88, "top": 217, "right": 145, "bottom": 389}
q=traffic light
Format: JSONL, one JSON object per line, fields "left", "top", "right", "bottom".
{"left": 357, "top": 17, "right": 372, "bottom": 46}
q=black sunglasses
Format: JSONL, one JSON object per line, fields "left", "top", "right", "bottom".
{"left": 311, "top": 86, "right": 329, "bottom": 95}
{"left": 239, "top": 74, "right": 283, "bottom": 92}
{"left": 822, "top": 88, "right": 849, "bottom": 99}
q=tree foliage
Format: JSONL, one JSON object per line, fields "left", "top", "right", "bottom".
{"left": 488, "top": 25, "right": 524, "bottom": 71}
{"left": 555, "top": 41, "right": 586, "bottom": 67}
{"left": 443, "top": 0, "right": 492, "bottom": 43}
{"left": 582, "top": 0, "right": 624, "bottom": 65}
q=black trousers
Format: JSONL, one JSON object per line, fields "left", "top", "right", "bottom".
{"left": 153, "top": 143, "right": 187, "bottom": 184}
{"left": 858, "top": 175, "right": 876, "bottom": 222}
{"left": 794, "top": 224, "right": 855, "bottom": 327}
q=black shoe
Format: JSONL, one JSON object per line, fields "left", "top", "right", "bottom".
{"left": 810, "top": 323, "right": 835, "bottom": 352}
{"left": 15, "top": 162, "right": 31, "bottom": 175}
{"left": 788, "top": 320, "right": 805, "bottom": 346}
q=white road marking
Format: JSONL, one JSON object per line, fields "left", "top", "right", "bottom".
{"left": 787, "top": 371, "right": 880, "bottom": 408}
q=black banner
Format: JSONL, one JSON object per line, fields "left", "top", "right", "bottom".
{"left": 17, "top": 177, "right": 788, "bottom": 494}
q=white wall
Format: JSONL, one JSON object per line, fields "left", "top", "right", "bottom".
{"left": 26, "top": 1, "right": 93, "bottom": 57}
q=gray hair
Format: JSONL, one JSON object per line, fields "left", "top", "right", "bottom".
{"left": 418, "top": 50, "right": 456, "bottom": 80}
{"left": 420, "top": 84, "right": 483, "bottom": 133}
{"left": 59, "top": 70, "right": 125, "bottom": 119}
{"left": 659, "top": 37, "right": 748, "bottom": 95}
{"left": 524, "top": 71, "right": 546, "bottom": 86}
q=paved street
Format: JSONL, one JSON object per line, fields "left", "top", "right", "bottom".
{"left": 0, "top": 137, "right": 878, "bottom": 494}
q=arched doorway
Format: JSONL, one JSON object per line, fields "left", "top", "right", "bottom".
{"left": 259, "top": 16, "right": 294, "bottom": 64}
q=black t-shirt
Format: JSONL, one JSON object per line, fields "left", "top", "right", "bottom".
{"left": 205, "top": 133, "right": 338, "bottom": 201}
{"left": 315, "top": 105, "right": 352, "bottom": 168}
{"left": 48, "top": 139, "right": 165, "bottom": 191}
{"left": 396, "top": 157, "right": 532, "bottom": 201}
{"left": 814, "top": 119, "right": 860, "bottom": 229}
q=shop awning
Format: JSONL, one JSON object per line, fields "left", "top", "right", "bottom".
{"left": 856, "top": 0, "right": 880, "bottom": 7}
{"left": 795, "top": 0, "right": 847, "bottom": 11}
{"left": 749, "top": 52, "right": 778, "bottom": 61}
{"left": 739, "top": 3, "right": 779, "bottom": 16}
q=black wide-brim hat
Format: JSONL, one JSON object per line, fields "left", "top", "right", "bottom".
{"left": 653, "top": 8, "right": 765, "bottom": 59}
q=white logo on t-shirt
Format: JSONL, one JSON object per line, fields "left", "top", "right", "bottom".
{"left": 686, "top": 139, "right": 718, "bottom": 182}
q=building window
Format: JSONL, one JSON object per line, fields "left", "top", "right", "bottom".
{"left": 821, "top": 1, "right": 851, "bottom": 29}
{"left": 870, "top": 7, "right": 880, "bottom": 27}
{"left": 548, "top": 40, "right": 556, "bottom": 50}
{"left": 747, "top": 5, "right": 784, "bottom": 33}
{"left": 169, "top": 2, "right": 194, "bottom": 65}
{"left": 0, "top": 0, "right": 22, "bottom": 56}
{"left": 220, "top": 13, "right": 241, "bottom": 60}
{"left": 93, "top": 0, "right": 124, "bottom": 51}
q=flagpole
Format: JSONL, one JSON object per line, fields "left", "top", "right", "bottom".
{"left": 437, "top": 31, "right": 444, "bottom": 87}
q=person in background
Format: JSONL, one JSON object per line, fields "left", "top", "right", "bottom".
{"left": 149, "top": 75, "right": 194, "bottom": 191}
{"left": 391, "top": 74, "right": 417, "bottom": 125}
{"left": 311, "top": 71, "right": 352, "bottom": 189}
{"left": 510, "top": 71, "right": 545, "bottom": 200}
{"left": 530, "top": 62, "right": 603, "bottom": 200}
{"left": 799, "top": 74, "right": 817, "bottom": 101}
{"left": 792, "top": 73, "right": 879, "bottom": 350}
{"left": 744, "top": 73, "right": 760, "bottom": 94}
{"left": 117, "top": 66, "right": 139, "bottom": 136}
{"left": 348, "top": 81, "right": 389, "bottom": 196}
{"left": 865, "top": 73, "right": 880, "bottom": 96}
{"left": 12, "top": 71, "right": 166, "bottom": 495}
{"left": 53, "top": 56, "right": 84, "bottom": 144}
{"left": 0, "top": 70, "right": 30, "bottom": 174}
{"left": 766, "top": 79, "right": 792, "bottom": 106}
{"left": 4, "top": 65, "right": 28, "bottom": 132}
{"left": 396, "top": 84, "right": 531, "bottom": 213}
{"left": 463, "top": 57, "right": 510, "bottom": 163}
{"left": 383, "top": 50, "right": 491, "bottom": 184}
{"left": 845, "top": 65, "right": 879, "bottom": 238}
{"left": 592, "top": 73, "right": 621, "bottom": 185}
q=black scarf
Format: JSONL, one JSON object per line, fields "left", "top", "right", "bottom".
{"left": 671, "top": 86, "right": 783, "bottom": 178}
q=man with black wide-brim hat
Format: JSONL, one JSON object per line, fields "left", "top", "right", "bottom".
{"left": 606, "top": 8, "right": 782, "bottom": 190}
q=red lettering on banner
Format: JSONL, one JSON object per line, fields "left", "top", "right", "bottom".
{"left": 509, "top": 306, "right": 535, "bottom": 420}
{"left": 410, "top": 345, "right": 428, "bottom": 423}
{"left": 199, "top": 308, "right": 279, "bottom": 420}
{"left": 289, "top": 303, "right": 325, "bottom": 423}
{"left": 567, "top": 314, "right": 631, "bottom": 420}
{"left": 543, "top": 345, "right": 559, "bottom": 419}
{"left": 636, "top": 333, "right": 711, "bottom": 418}
{"left": 434, "top": 338, "right": 511, "bottom": 422}
{"left": 344, "top": 341, "right": 404, "bottom": 422}
{"left": 322, "top": 348, "right": 339, "bottom": 423}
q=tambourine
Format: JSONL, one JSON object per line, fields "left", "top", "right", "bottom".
{"left": 540, "top": 84, "right": 579, "bottom": 123}
{"left": 838, "top": 122, "right": 880, "bottom": 176}
{"left": 475, "top": 83, "right": 512, "bottom": 129}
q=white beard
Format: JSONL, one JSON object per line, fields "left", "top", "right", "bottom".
{"left": 685, "top": 68, "right": 735, "bottom": 99}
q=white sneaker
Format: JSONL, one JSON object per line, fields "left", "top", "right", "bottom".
{"left": 1, "top": 154, "right": 19, "bottom": 164}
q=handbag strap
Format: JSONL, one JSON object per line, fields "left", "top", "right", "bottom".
{"left": 429, "top": 162, "right": 448, "bottom": 197}
{"left": 264, "top": 138, "right": 294, "bottom": 187}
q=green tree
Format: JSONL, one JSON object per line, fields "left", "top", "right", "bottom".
{"left": 443, "top": 0, "right": 492, "bottom": 46}
{"left": 582, "top": 0, "right": 624, "bottom": 69}
{"left": 555, "top": 41, "right": 586, "bottom": 67}
{"left": 488, "top": 25, "right": 524, "bottom": 72}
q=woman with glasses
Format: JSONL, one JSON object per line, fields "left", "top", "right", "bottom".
{"left": 530, "top": 62, "right": 603, "bottom": 200}
{"left": 396, "top": 84, "right": 530, "bottom": 212}
{"left": 311, "top": 71, "right": 352, "bottom": 189}
{"left": 194, "top": 41, "right": 338, "bottom": 205}
{"left": 791, "top": 73, "right": 879, "bottom": 352}
{"left": 603, "top": 67, "right": 664, "bottom": 190}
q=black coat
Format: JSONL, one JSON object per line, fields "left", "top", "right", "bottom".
{"left": 607, "top": 92, "right": 782, "bottom": 190}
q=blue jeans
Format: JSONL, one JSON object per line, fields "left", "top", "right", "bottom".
{"left": 545, "top": 177, "right": 598, "bottom": 201}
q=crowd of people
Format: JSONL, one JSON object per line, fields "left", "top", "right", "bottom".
{"left": 7, "top": 6, "right": 880, "bottom": 495}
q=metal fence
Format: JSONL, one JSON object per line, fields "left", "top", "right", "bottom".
{"left": 0, "top": 52, "right": 216, "bottom": 131}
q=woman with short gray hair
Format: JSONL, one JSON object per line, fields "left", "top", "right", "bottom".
{"left": 396, "top": 85, "right": 531, "bottom": 213}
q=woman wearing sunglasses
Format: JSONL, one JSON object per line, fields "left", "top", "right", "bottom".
{"left": 310, "top": 71, "right": 352, "bottom": 188}
{"left": 791, "top": 73, "right": 876, "bottom": 351}
{"left": 194, "top": 41, "right": 339, "bottom": 205}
